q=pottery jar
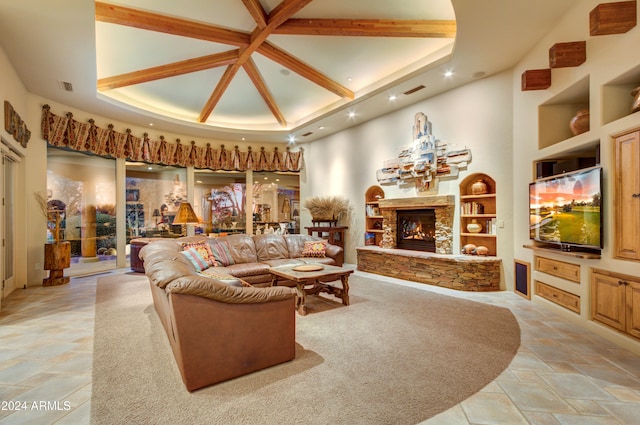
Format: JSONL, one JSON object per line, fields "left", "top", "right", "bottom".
{"left": 632, "top": 86, "right": 640, "bottom": 113}
{"left": 569, "top": 109, "right": 589, "bottom": 136}
{"left": 470, "top": 179, "right": 488, "bottom": 195}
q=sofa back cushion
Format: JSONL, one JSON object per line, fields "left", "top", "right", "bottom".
{"left": 253, "top": 234, "right": 289, "bottom": 261}
{"left": 215, "top": 234, "right": 258, "bottom": 264}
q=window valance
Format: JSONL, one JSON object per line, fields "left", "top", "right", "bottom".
{"left": 41, "top": 105, "right": 303, "bottom": 172}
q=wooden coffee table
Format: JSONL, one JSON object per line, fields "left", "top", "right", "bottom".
{"left": 269, "top": 264, "right": 353, "bottom": 315}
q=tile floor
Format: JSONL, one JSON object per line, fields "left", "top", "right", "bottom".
{"left": 0, "top": 268, "right": 640, "bottom": 424}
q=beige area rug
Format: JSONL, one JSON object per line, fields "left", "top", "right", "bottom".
{"left": 91, "top": 272, "right": 520, "bottom": 425}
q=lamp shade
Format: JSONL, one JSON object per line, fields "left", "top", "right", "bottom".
{"left": 172, "top": 202, "right": 200, "bottom": 224}
{"left": 152, "top": 208, "right": 161, "bottom": 218}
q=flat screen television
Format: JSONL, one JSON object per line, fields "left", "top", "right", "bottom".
{"left": 529, "top": 166, "right": 602, "bottom": 251}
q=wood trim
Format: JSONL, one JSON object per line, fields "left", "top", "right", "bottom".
{"left": 241, "top": 0, "right": 268, "bottom": 29}
{"left": 95, "top": 2, "right": 250, "bottom": 46}
{"left": 274, "top": 19, "right": 456, "bottom": 38}
{"left": 97, "top": 51, "right": 239, "bottom": 91}
{"left": 243, "top": 58, "right": 287, "bottom": 127}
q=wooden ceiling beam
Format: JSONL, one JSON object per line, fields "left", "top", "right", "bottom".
{"left": 274, "top": 19, "right": 457, "bottom": 38}
{"left": 95, "top": 1, "right": 250, "bottom": 46}
{"left": 199, "top": 64, "right": 241, "bottom": 123}
{"left": 258, "top": 42, "right": 354, "bottom": 100}
{"left": 97, "top": 50, "right": 240, "bottom": 91}
{"left": 241, "top": 0, "right": 268, "bottom": 29}
{"left": 243, "top": 58, "right": 287, "bottom": 127}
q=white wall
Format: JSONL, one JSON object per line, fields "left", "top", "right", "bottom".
{"left": 302, "top": 71, "right": 515, "bottom": 289}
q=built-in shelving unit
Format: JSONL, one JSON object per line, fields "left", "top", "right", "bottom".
{"left": 364, "top": 185, "right": 385, "bottom": 246}
{"left": 459, "top": 173, "right": 497, "bottom": 256}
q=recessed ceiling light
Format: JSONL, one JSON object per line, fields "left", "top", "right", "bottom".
{"left": 444, "top": 70, "right": 454, "bottom": 77}
{"left": 149, "top": 123, "right": 153, "bottom": 126}
{"left": 347, "top": 77, "right": 352, "bottom": 82}
{"left": 280, "top": 69, "right": 290, "bottom": 76}
{"left": 348, "top": 111, "right": 356, "bottom": 118}
{"left": 388, "top": 95, "right": 397, "bottom": 101}
{"left": 318, "top": 126, "right": 325, "bottom": 130}
{"left": 288, "top": 135, "right": 295, "bottom": 144}
{"left": 264, "top": 177, "right": 268, "bottom": 180}
{"left": 241, "top": 137, "right": 245, "bottom": 140}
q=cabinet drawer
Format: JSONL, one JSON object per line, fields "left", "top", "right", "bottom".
{"left": 535, "top": 256, "right": 580, "bottom": 282}
{"left": 535, "top": 280, "right": 581, "bottom": 313}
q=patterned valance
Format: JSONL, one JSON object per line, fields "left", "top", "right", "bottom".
{"left": 41, "top": 105, "right": 303, "bottom": 172}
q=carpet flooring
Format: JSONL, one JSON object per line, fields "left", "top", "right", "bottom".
{"left": 91, "top": 272, "right": 520, "bottom": 424}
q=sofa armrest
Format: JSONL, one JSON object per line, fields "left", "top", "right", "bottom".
{"left": 165, "top": 276, "right": 296, "bottom": 304}
{"left": 324, "top": 244, "right": 344, "bottom": 266}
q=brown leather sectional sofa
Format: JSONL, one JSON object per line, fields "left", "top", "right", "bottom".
{"left": 138, "top": 233, "right": 344, "bottom": 391}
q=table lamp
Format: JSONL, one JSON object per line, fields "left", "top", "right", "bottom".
{"left": 172, "top": 202, "right": 200, "bottom": 235}
{"left": 152, "top": 208, "right": 161, "bottom": 228}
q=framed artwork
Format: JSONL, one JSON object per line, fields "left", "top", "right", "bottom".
{"left": 126, "top": 189, "right": 140, "bottom": 202}
{"left": 291, "top": 200, "right": 300, "bottom": 218}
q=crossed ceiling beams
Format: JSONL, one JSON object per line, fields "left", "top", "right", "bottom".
{"left": 95, "top": 1, "right": 456, "bottom": 127}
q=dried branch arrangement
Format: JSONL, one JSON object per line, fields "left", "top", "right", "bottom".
{"left": 303, "top": 196, "right": 350, "bottom": 221}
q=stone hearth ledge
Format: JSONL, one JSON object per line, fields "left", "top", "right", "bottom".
{"left": 356, "top": 246, "right": 501, "bottom": 291}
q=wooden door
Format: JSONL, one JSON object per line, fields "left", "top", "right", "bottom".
{"left": 591, "top": 271, "right": 626, "bottom": 332}
{"left": 614, "top": 131, "right": 640, "bottom": 261}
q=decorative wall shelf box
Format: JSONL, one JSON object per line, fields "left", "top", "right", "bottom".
{"left": 521, "top": 69, "right": 552, "bottom": 91}
{"left": 549, "top": 41, "right": 586, "bottom": 68}
{"left": 590, "top": 1, "right": 637, "bottom": 36}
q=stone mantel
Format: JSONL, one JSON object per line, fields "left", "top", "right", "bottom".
{"left": 378, "top": 195, "right": 455, "bottom": 210}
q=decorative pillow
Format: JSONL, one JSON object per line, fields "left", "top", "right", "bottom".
{"left": 302, "top": 240, "right": 327, "bottom": 258}
{"left": 209, "top": 240, "right": 235, "bottom": 266}
{"left": 180, "top": 248, "right": 210, "bottom": 271}
{"left": 180, "top": 242, "right": 216, "bottom": 267}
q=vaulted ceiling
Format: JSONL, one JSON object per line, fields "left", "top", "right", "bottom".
{"left": 0, "top": 1, "right": 576, "bottom": 143}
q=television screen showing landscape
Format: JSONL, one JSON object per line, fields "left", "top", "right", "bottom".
{"left": 529, "top": 166, "right": 602, "bottom": 248}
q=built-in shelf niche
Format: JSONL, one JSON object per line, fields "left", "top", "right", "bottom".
{"left": 602, "top": 63, "right": 640, "bottom": 125}
{"left": 538, "top": 76, "right": 590, "bottom": 149}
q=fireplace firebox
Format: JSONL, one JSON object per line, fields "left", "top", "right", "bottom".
{"left": 397, "top": 209, "right": 436, "bottom": 252}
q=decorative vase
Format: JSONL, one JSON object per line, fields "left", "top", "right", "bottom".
{"left": 569, "top": 109, "right": 590, "bottom": 136}
{"left": 462, "top": 244, "right": 476, "bottom": 255}
{"left": 632, "top": 86, "right": 640, "bottom": 113}
{"left": 470, "top": 179, "right": 488, "bottom": 195}
{"left": 475, "top": 245, "right": 489, "bottom": 256}
{"left": 466, "top": 219, "right": 482, "bottom": 233}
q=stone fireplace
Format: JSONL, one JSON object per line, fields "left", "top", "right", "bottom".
{"left": 378, "top": 195, "right": 455, "bottom": 254}
{"left": 396, "top": 209, "right": 436, "bottom": 252}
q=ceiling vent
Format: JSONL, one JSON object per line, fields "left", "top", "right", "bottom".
{"left": 58, "top": 81, "right": 74, "bottom": 92}
{"left": 302, "top": 131, "right": 313, "bottom": 137}
{"left": 403, "top": 85, "right": 426, "bottom": 96}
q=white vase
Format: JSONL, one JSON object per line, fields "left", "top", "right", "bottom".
{"left": 466, "top": 219, "right": 482, "bottom": 233}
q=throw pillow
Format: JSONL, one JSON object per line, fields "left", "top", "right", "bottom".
{"left": 180, "top": 242, "right": 216, "bottom": 267}
{"left": 181, "top": 248, "right": 210, "bottom": 271}
{"left": 302, "top": 240, "right": 327, "bottom": 258}
{"left": 209, "top": 240, "right": 235, "bottom": 266}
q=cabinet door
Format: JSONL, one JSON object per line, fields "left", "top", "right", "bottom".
{"left": 614, "top": 131, "right": 640, "bottom": 261}
{"left": 626, "top": 279, "right": 640, "bottom": 340}
{"left": 591, "top": 271, "right": 626, "bottom": 332}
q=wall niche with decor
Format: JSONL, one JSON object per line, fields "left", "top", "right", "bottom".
{"left": 459, "top": 173, "right": 497, "bottom": 256}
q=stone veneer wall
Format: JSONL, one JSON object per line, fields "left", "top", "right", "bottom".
{"left": 356, "top": 246, "right": 501, "bottom": 291}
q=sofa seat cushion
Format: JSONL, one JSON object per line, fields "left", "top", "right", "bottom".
{"left": 260, "top": 258, "right": 305, "bottom": 268}
{"left": 197, "top": 269, "right": 244, "bottom": 287}
{"left": 164, "top": 276, "right": 295, "bottom": 303}
{"left": 295, "top": 257, "right": 337, "bottom": 266}
{"left": 223, "top": 262, "right": 271, "bottom": 278}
